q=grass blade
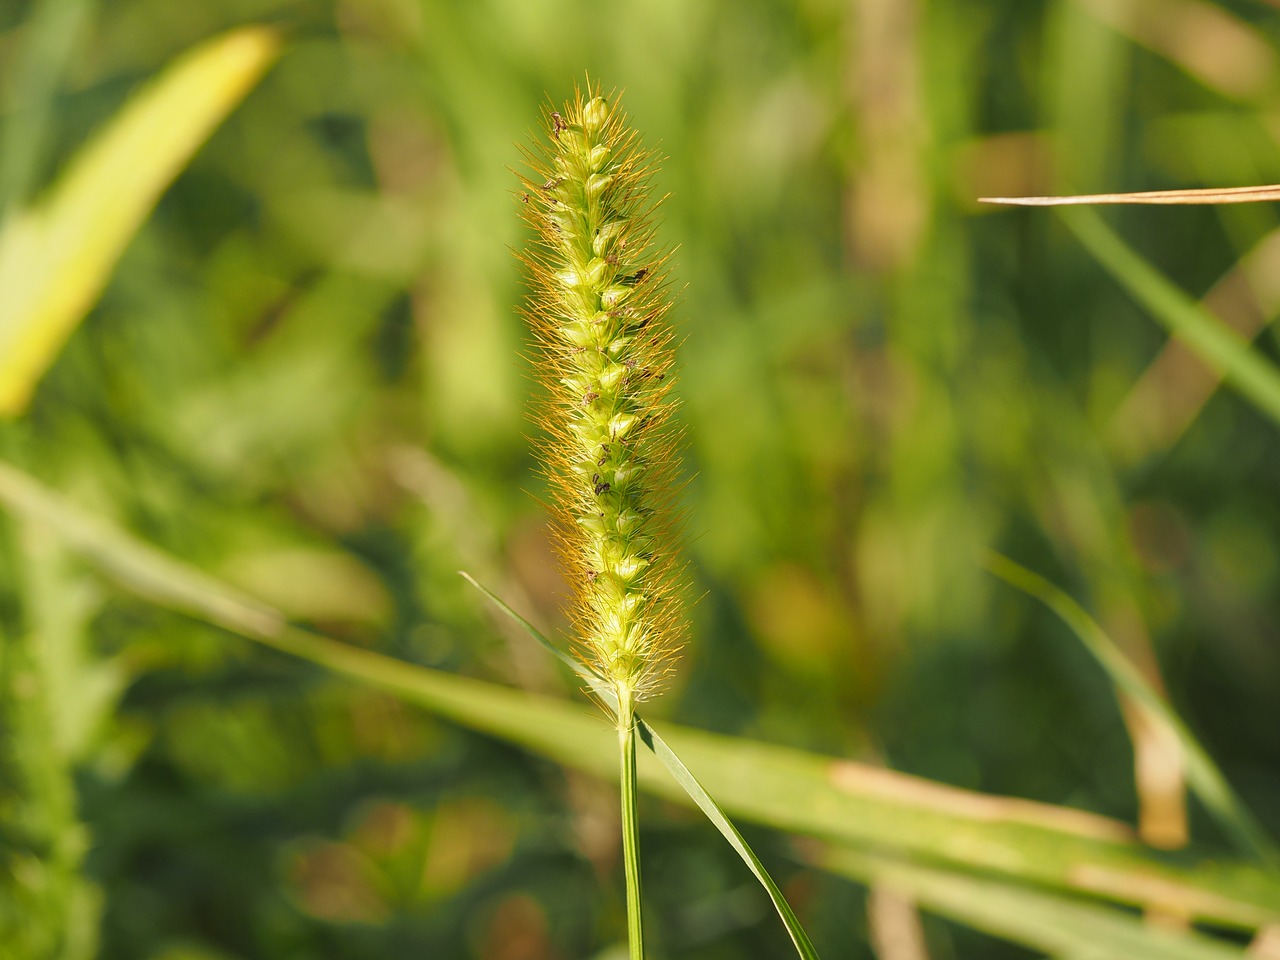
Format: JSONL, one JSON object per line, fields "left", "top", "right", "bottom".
{"left": 466, "top": 571, "right": 821, "bottom": 956}
{"left": 984, "top": 550, "right": 1279, "bottom": 866}
{"left": 636, "top": 717, "right": 822, "bottom": 959}
{"left": 981, "top": 184, "right": 1280, "bottom": 206}
{"left": 0, "top": 26, "right": 280, "bottom": 415}
{"left": 826, "top": 848, "right": 1251, "bottom": 960}
{"left": 0, "top": 461, "right": 284, "bottom": 639}
{"left": 459, "top": 571, "right": 618, "bottom": 713}
{"left": 2, "top": 461, "right": 1278, "bottom": 930}
{"left": 1054, "top": 206, "right": 1280, "bottom": 428}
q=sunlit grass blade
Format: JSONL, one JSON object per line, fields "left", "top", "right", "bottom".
{"left": 984, "top": 550, "right": 1279, "bottom": 866}
{"left": 1053, "top": 207, "right": 1280, "bottom": 428}
{"left": 2, "top": 460, "right": 1279, "bottom": 929}
{"left": 827, "top": 848, "right": 1250, "bottom": 960}
{"left": 981, "top": 184, "right": 1280, "bottom": 205}
{"left": 464, "top": 571, "right": 820, "bottom": 957}
{"left": 0, "top": 26, "right": 280, "bottom": 415}
{"left": 636, "top": 718, "right": 822, "bottom": 959}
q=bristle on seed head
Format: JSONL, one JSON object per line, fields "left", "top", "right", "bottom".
{"left": 516, "top": 81, "right": 686, "bottom": 707}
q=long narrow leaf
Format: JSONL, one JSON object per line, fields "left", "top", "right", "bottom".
{"left": 1058, "top": 207, "right": 1280, "bottom": 427}
{"left": 1, "top": 461, "right": 1278, "bottom": 929}
{"left": 981, "top": 184, "right": 1280, "bottom": 205}
{"left": 458, "top": 571, "right": 618, "bottom": 713}
{"left": 827, "top": 849, "right": 1250, "bottom": 960}
{"left": 0, "top": 26, "right": 280, "bottom": 414}
{"left": 636, "top": 718, "right": 821, "bottom": 959}
{"left": 462, "top": 571, "right": 819, "bottom": 957}
{"left": 984, "top": 550, "right": 1279, "bottom": 865}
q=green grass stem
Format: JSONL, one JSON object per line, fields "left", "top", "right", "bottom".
{"left": 619, "top": 706, "right": 645, "bottom": 959}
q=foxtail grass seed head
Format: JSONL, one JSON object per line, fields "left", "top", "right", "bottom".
{"left": 517, "top": 83, "right": 686, "bottom": 711}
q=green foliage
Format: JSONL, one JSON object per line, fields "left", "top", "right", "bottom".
{"left": 2, "top": 0, "right": 1280, "bottom": 958}
{"left": 0, "top": 26, "right": 279, "bottom": 414}
{"left": 1, "top": 465, "right": 1277, "bottom": 954}
{"left": 985, "top": 550, "right": 1278, "bottom": 865}
{"left": 1060, "top": 206, "right": 1280, "bottom": 430}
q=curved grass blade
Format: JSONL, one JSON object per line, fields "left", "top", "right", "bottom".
{"left": 463, "top": 571, "right": 820, "bottom": 957}
{"left": 636, "top": 717, "right": 822, "bottom": 959}
{"left": 459, "top": 571, "right": 618, "bottom": 713}
{"left": 2, "top": 461, "right": 1279, "bottom": 929}
{"left": 827, "top": 848, "right": 1250, "bottom": 960}
{"left": 984, "top": 550, "right": 1279, "bottom": 866}
{"left": 0, "top": 26, "right": 280, "bottom": 415}
{"left": 1024, "top": 206, "right": 1280, "bottom": 428}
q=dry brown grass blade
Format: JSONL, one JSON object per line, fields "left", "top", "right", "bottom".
{"left": 868, "top": 887, "right": 930, "bottom": 960}
{"left": 981, "top": 185, "right": 1280, "bottom": 206}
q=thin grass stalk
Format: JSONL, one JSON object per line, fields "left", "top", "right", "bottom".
{"left": 619, "top": 700, "right": 645, "bottom": 958}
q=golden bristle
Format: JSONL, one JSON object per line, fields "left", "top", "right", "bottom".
{"left": 516, "top": 81, "right": 687, "bottom": 704}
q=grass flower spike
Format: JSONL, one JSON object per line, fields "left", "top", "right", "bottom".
{"left": 513, "top": 81, "right": 820, "bottom": 960}
{"left": 517, "top": 84, "right": 686, "bottom": 719}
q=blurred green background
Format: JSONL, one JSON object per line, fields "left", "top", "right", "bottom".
{"left": 2, "top": 0, "right": 1280, "bottom": 956}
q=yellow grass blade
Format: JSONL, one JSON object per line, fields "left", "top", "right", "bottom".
{"left": 0, "top": 26, "right": 280, "bottom": 415}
